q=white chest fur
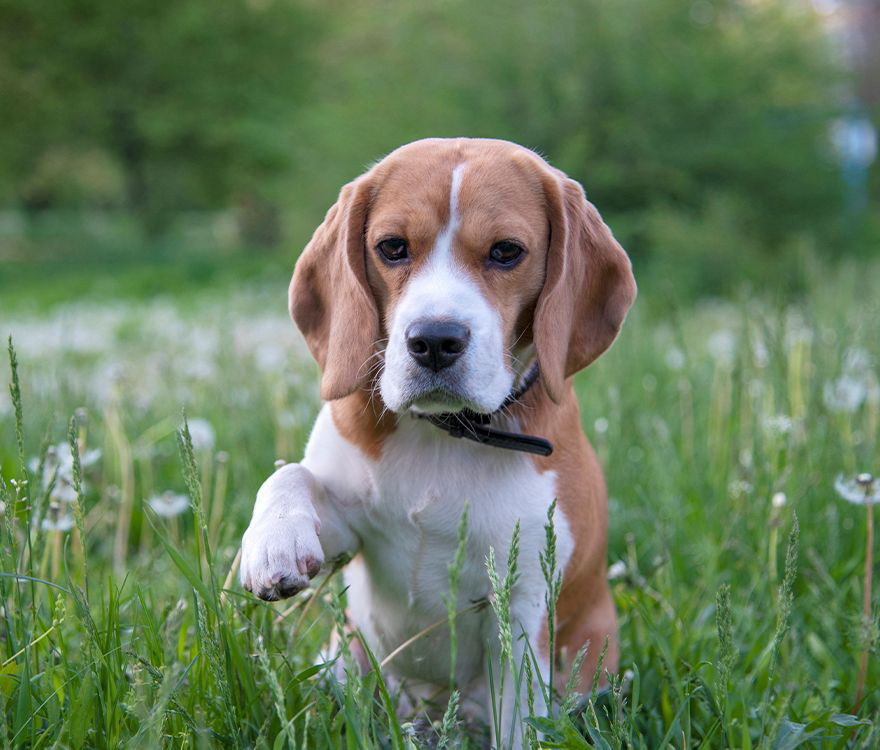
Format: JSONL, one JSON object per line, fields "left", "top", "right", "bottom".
{"left": 301, "top": 405, "right": 573, "bottom": 686}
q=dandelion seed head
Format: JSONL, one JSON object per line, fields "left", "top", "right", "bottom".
{"left": 751, "top": 334, "right": 770, "bottom": 368}
{"left": 784, "top": 314, "right": 813, "bottom": 351}
{"left": 843, "top": 347, "right": 872, "bottom": 374}
{"left": 186, "top": 418, "right": 215, "bottom": 451}
{"left": 594, "top": 417, "right": 609, "bottom": 435}
{"left": 772, "top": 491, "right": 787, "bottom": 509}
{"left": 762, "top": 414, "right": 793, "bottom": 438}
{"left": 148, "top": 491, "right": 191, "bottom": 518}
{"left": 51, "top": 476, "right": 78, "bottom": 505}
{"left": 823, "top": 376, "right": 867, "bottom": 413}
{"left": 277, "top": 410, "right": 299, "bottom": 429}
{"left": 665, "top": 347, "right": 685, "bottom": 370}
{"left": 42, "top": 513, "right": 75, "bottom": 532}
{"left": 729, "top": 479, "right": 753, "bottom": 498}
{"left": 708, "top": 329, "right": 737, "bottom": 363}
{"left": 834, "top": 474, "right": 880, "bottom": 505}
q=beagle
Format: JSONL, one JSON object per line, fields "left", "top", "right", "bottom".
{"left": 240, "top": 138, "right": 636, "bottom": 746}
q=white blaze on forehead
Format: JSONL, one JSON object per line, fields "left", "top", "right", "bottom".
{"left": 378, "top": 161, "right": 514, "bottom": 413}
{"left": 426, "top": 163, "right": 465, "bottom": 273}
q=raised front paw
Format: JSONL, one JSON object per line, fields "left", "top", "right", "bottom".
{"left": 240, "top": 511, "right": 324, "bottom": 600}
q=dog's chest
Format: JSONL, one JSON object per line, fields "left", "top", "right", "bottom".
{"left": 357, "top": 417, "right": 559, "bottom": 612}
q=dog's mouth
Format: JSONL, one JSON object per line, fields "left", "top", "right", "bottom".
{"left": 406, "top": 388, "right": 475, "bottom": 415}
{"left": 383, "top": 362, "right": 510, "bottom": 416}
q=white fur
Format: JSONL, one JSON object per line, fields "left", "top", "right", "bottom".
{"left": 379, "top": 163, "right": 514, "bottom": 414}
{"left": 241, "top": 405, "right": 573, "bottom": 748}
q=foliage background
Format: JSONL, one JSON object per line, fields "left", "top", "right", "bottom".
{"left": 1, "top": 0, "right": 878, "bottom": 299}
{"left": 1, "top": 0, "right": 880, "bottom": 747}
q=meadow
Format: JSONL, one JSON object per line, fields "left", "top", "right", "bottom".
{"left": 1, "top": 259, "right": 879, "bottom": 748}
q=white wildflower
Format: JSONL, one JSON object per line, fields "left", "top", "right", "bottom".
{"left": 748, "top": 379, "right": 765, "bottom": 400}
{"left": 29, "top": 442, "right": 99, "bottom": 503}
{"left": 148, "top": 491, "right": 191, "bottom": 518}
{"left": 255, "top": 344, "right": 286, "bottom": 374}
{"left": 834, "top": 474, "right": 880, "bottom": 506}
{"left": 664, "top": 347, "right": 685, "bottom": 370}
{"left": 729, "top": 479, "right": 753, "bottom": 498}
{"left": 751, "top": 334, "right": 770, "bottom": 368}
{"left": 594, "top": 417, "right": 609, "bottom": 434}
{"left": 762, "top": 414, "right": 793, "bottom": 438}
{"left": 52, "top": 475, "right": 78, "bottom": 504}
{"left": 823, "top": 376, "right": 867, "bottom": 413}
{"left": 42, "top": 501, "right": 75, "bottom": 532}
{"left": 607, "top": 561, "right": 627, "bottom": 580}
{"left": 186, "top": 419, "right": 215, "bottom": 451}
{"left": 42, "top": 515, "right": 75, "bottom": 532}
{"left": 771, "top": 492, "right": 787, "bottom": 509}
{"left": 784, "top": 314, "right": 813, "bottom": 351}
{"left": 708, "top": 330, "right": 736, "bottom": 364}
{"left": 843, "top": 347, "right": 872, "bottom": 374}
{"left": 277, "top": 410, "right": 299, "bottom": 429}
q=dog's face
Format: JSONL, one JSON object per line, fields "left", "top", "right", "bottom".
{"left": 366, "top": 152, "right": 548, "bottom": 414}
{"left": 290, "top": 138, "right": 636, "bottom": 412}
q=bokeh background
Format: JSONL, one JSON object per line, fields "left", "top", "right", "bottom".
{"left": 1, "top": 0, "right": 878, "bottom": 302}
{"left": 2, "top": 1, "right": 880, "bottom": 746}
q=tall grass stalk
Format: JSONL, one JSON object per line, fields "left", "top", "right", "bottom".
{"left": 7, "top": 336, "right": 25, "bottom": 474}
{"left": 445, "top": 503, "right": 469, "bottom": 689}
{"left": 758, "top": 513, "right": 799, "bottom": 746}
{"left": 854, "top": 474, "right": 875, "bottom": 708}
{"left": 715, "top": 583, "right": 734, "bottom": 720}
{"left": 67, "top": 416, "right": 88, "bottom": 592}
{"left": 486, "top": 520, "right": 520, "bottom": 746}
{"left": 540, "top": 500, "right": 562, "bottom": 702}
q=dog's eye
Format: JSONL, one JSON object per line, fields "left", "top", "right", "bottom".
{"left": 489, "top": 241, "right": 525, "bottom": 267}
{"left": 377, "top": 238, "right": 409, "bottom": 263}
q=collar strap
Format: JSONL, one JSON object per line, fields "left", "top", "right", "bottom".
{"left": 414, "top": 362, "right": 554, "bottom": 457}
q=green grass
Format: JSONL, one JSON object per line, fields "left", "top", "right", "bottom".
{"left": 1, "top": 263, "right": 879, "bottom": 748}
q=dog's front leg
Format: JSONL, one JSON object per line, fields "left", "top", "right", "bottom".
{"left": 240, "top": 463, "right": 358, "bottom": 601}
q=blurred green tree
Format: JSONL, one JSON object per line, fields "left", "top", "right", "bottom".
{"left": 0, "top": 0, "right": 860, "bottom": 292}
{"left": 0, "top": 0, "right": 314, "bottom": 236}
{"left": 293, "top": 0, "right": 847, "bottom": 293}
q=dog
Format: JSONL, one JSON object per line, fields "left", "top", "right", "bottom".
{"left": 240, "top": 138, "right": 636, "bottom": 747}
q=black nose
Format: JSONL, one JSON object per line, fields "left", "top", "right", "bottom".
{"left": 406, "top": 320, "right": 470, "bottom": 372}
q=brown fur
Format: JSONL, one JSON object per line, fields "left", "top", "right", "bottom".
{"left": 518, "top": 383, "right": 619, "bottom": 688}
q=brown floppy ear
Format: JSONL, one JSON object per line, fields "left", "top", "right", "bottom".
{"left": 533, "top": 173, "right": 636, "bottom": 403}
{"left": 289, "top": 175, "right": 379, "bottom": 401}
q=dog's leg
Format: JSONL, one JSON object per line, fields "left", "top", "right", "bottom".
{"left": 239, "top": 462, "right": 358, "bottom": 601}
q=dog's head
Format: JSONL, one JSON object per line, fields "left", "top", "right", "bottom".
{"left": 290, "top": 138, "right": 636, "bottom": 413}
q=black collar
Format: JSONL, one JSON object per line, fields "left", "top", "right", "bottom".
{"left": 413, "top": 362, "right": 554, "bottom": 456}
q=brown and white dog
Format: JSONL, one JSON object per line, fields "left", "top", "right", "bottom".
{"left": 240, "top": 138, "right": 636, "bottom": 747}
